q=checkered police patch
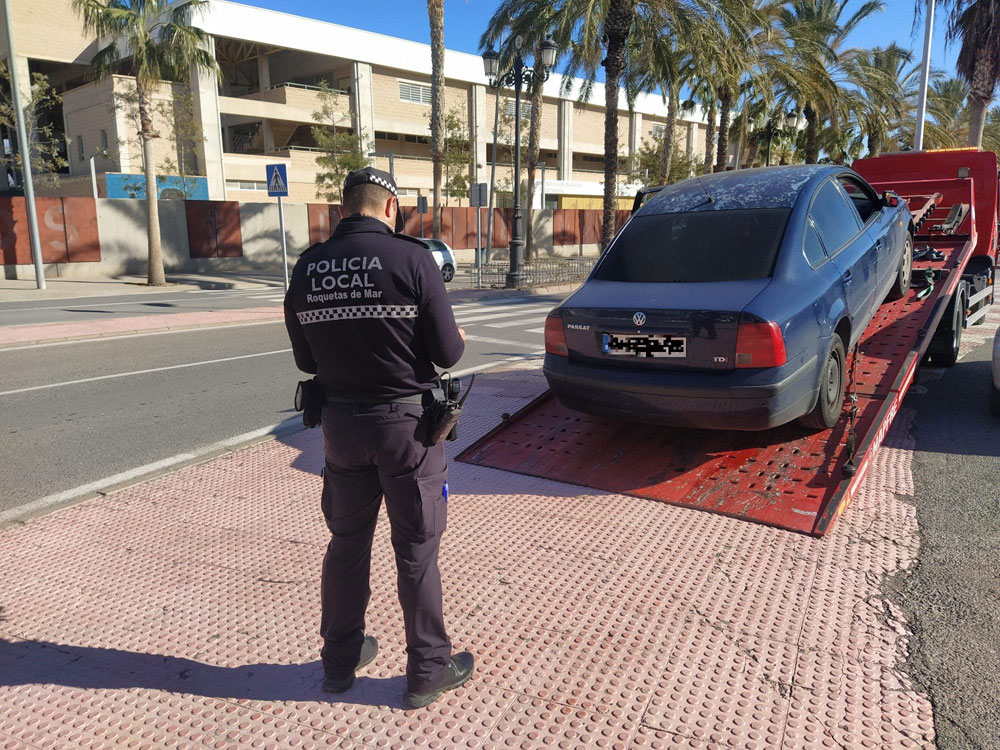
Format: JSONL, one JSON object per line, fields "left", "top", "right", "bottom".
{"left": 297, "top": 305, "right": 418, "bottom": 324}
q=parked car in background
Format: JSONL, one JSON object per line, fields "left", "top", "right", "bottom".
{"left": 424, "top": 238, "right": 457, "bottom": 282}
{"left": 543, "top": 165, "right": 913, "bottom": 431}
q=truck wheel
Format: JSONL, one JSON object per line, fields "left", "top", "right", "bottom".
{"left": 886, "top": 235, "right": 913, "bottom": 301}
{"left": 928, "top": 284, "right": 967, "bottom": 367}
{"left": 991, "top": 383, "right": 1000, "bottom": 418}
{"left": 799, "top": 337, "right": 846, "bottom": 430}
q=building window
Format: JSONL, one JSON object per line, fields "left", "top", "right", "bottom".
{"left": 77, "top": 135, "right": 84, "bottom": 161}
{"left": 100, "top": 130, "right": 108, "bottom": 150}
{"left": 398, "top": 80, "right": 432, "bottom": 105}
{"left": 226, "top": 179, "right": 268, "bottom": 191}
{"left": 504, "top": 99, "right": 533, "bottom": 121}
{"left": 403, "top": 134, "right": 430, "bottom": 145}
{"left": 374, "top": 131, "right": 398, "bottom": 142}
{"left": 651, "top": 124, "right": 666, "bottom": 138}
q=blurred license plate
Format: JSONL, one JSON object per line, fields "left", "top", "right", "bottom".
{"left": 603, "top": 333, "right": 686, "bottom": 358}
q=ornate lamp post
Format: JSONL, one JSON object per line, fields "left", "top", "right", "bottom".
{"left": 483, "top": 34, "right": 557, "bottom": 288}
{"left": 763, "top": 111, "right": 800, "bottom": 166}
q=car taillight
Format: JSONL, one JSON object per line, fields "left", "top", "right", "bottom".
{"left": 544, "top": 314, "right": 568, "bottom": 356}
{"left": 735, "top": 320, "right": 787, "bottom": 368}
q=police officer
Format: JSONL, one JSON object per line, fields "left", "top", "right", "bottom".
{"left": 284, "top": 167, "right": 474, "bottom": 708}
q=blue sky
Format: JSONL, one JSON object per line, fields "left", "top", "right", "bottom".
{"left": 239, "top": 0, "right": 959, "bottom": 80}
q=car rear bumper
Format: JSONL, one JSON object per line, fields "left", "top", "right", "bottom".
{"left": 543, "top": 354, "right": 818, "bottom": 430}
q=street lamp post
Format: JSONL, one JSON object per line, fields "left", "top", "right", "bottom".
{"left": 483, "top": 34, "right": 557, "bottom": 288}
{"left": 763, "top": 112, "right": 799, "bottom": 167}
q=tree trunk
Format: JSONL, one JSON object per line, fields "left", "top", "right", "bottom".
{"left": 601, "top": 0, "right": 637, "bottom": 249}
{"left": 866, "top": 131, "right": 881, "bottom": 158}
{"left": 745, "top": 136, "right": 759, "bottom": 169}
{"left": 704, "top": 103, "right": 716, "bottom": 172}
{"left": 968, "top": 95, "right": 988, "bottom": 147}
{"left": 525, "top": 54, "right": 545, "bottom": 262}
{"left": 137, "top": 84, "right": 165, "bottom": 287}
{"left": 658, "top": 84, "right": 677, "bottom": 183}
{"left": 804, "top": 105, "right": 818, "bottom": 164}
{"left": 428, "top": 0, "right": 445, "bottom": 238}
{"left": 714, "top": 88, "right": 731, "bottom": 173}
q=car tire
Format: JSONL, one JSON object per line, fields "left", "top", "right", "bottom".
{"left": 886, "top": 234, "right": 913, "bottom": 301}
{"left": 799, "top": 337, "right": 846, "bottom": 431}
{"left": 991, "top": 383, "right": 1000, "bottom": 418}
{"left": 928, "top": 284, "right": 967, "bottom": 367}
{"left": 442, "top": 263, "right": 455, "bottom": 283}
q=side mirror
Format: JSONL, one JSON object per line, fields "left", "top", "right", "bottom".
{"left": 882, "top": 190, "right": 900, "bottom": 208}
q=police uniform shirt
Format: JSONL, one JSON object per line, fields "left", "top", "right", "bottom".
{"left": 284, "top": 214, "right": 465, "bottom": 402}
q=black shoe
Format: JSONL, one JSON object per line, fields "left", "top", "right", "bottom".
{"left": 322, "top": 635, "right": 379, "bottom": 694}
{"left": 403, "top": 652, "right": 474, "bottom": 708}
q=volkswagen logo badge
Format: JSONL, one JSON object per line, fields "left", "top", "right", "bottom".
{"left": 632, "top": 312, "right": 646, "bottom": 327}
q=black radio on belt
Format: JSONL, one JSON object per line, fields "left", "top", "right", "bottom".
{"left": 294, "top": 378, "right": 325, "bottom": 428}
{"left": 417, "top": 373, "right": 474, "bottom": 446}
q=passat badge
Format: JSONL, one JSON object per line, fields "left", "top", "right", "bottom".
{"left": 632, "top": 312, "right": 646, "bottom": 327}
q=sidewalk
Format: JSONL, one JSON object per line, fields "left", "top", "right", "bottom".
{"left": 0, "top": 272, "right": 286, "bottom": 302}
{"left": 0, "top": 361, "right": 934, "bottom": 749}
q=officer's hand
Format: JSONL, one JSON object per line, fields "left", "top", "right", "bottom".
{"left": 458, "top": 327, "right": 467, "bottom": 342}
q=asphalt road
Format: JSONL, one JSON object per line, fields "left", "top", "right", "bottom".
{"left": 0, "top": 294, "right": 558, "bottom": 518}
{"left": 888, "top": 338, "right": 1000, "bottom": 749}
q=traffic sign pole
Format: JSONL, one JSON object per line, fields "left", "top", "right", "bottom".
{"left": 278, "top": 195, "right": 289, "bottom": 291}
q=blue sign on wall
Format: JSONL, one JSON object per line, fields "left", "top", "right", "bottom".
{"left": 105, "top": 173, "right": 209, "bottom": 200}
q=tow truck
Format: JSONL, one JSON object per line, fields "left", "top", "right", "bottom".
{"left": 458, "top": 149, "right": 998, "bottom": 536}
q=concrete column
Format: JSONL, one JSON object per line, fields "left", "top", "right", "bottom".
{"left": 190, "top": 50, "right": 226, "bottom": 200}
{"left": 256, "top": 53, "right": 271, "bottom": 91}
{"left": 111, "top": 79, "right": 132, "bottom": 174}
{"left": 260, "top": 120, "right": 275, "bottom": 152}
{"left": 629, "top": 112, "right": 642, "bottom": 167}
{"left": 352, "top": 61, "right": 375, "bottom": 143}
{"left": 685, "top": 121, "right": 695, "bottom": 158}
{"left": 471, "top": 83, "right": 487, "bottom": 182}
{"left": 558, "top": 99, "right": 573, "bottom": 179}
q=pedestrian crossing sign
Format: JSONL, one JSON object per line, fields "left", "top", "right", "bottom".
{"left": 266, "top": 163, "right": 289, "bottom": 197}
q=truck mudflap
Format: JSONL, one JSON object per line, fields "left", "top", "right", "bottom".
{"left": 458, "top": 219, "right": 977, "bottom": 537}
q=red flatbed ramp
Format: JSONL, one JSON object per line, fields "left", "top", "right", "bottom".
{"left": 459, "top": 228, "right": 975, "bottom": 536}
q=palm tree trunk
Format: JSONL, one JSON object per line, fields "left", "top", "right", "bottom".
{"left": 137, "top": 84, "right": 165, "bottom": 287}
{"left": 658, "top": 84, "right": 677, "bottom": 183}
{"left": 968, "top": 95, "right": 988, "bottom": 147}
{"left": 525, "top": 56, "right": 545, "bottom": 262}
{"left": 714, "top": 88, "right": 731, "bottom": 173}
{"left": 703, "top": 104, "right": 716, "bottom": 172}
{"left": 601, "top": 0, "right": 637, "bottom": 249}
{"left": 866, "top": 131, "right": 881, "bottom": 158}
{"left": 804, "top": 105, "right": 818, "bottom": 164}
{"left": 427, "top": 0, "right": 445, "bottom": 238}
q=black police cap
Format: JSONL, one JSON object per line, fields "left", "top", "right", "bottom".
{"left": 343, "top": 166, "right": 397, "bottom": 198}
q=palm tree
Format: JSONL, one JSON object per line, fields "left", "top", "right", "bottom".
{"left": 950, "top": 0, "right": 1000, "bottom": 146}
{"left": 428, "top": 0, "right": 445, "bottom": 239}
{"left": 847, "top": 44, "right": 914, "bottom": 156}
{"left": 72, "top": 0, "right": 215, "bottom": 286}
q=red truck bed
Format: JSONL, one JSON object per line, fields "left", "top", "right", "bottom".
{"left": 458, "top": 152, "right": 994, "bottom": 536}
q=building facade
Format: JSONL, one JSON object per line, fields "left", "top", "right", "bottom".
{"left": 2, "top": 0, "right": 723, "bottom": 210}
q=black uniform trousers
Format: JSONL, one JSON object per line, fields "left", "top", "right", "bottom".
{"left": 319, "top": 401, "right": 452, "bottom": 693}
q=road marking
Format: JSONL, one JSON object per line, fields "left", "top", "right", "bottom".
{"left": 452, "top": 350, "right": 544, "bottom": 377}
{"left": 454, "top": 304, "right": 554, "bottom": 324}
{"left": 0, "top": 417, "right": 302, "bottom": 526}
{"left": 485, "top": 315, "right": 548, "bottom": 329}
{"left": 0, "top": 319, "right": 286, "bottom": 353}
{"left": 526, "top": 327, "right": 546, "bottom": 334}
{"left": 465, "top": 334, "right": 543, "bottom": 348}
{"left": 0, "top": 349, "right": 292, "bottom": 397}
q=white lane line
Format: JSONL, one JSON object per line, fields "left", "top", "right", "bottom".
{"left": 0, "top": 319, "right": 286, "bottom": 353}
{"left": 0, "top": 417, "right": 302, "bottom": 526}
{"left": 454, "top": 305, "right": 554, "bottom": 324}
{"left": 526, "top": 327, "right": 546, "bottom": 334}
{"left": 0, "top": 349, "right": 291, "bottom": 397}
{"left": 484, "top": 315, "right": 548, "bottom": 329}
{"left": 465, "top": 334, "right": 542, "bottom": 349}
{"left": 452, "top": 350, "right": 544, "bottom": 377}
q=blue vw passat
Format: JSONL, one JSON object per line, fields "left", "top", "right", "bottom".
{"left": 543, "top": 166, "right": 913, "bottom": 431}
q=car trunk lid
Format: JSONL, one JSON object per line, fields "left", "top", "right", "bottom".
{"left": 561, "top": 279, "right": 771, "bottom": 371}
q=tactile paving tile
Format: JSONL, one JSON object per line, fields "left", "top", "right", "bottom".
{"left": 481, "top": 694, "right": 637, "bottom": 749}
{"left": 641, "top": 620, "right": 797, "bottom": 747}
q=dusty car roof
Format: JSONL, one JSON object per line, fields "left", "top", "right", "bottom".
{"left": 639, "top": 165, "right": 835, "bottom": 214}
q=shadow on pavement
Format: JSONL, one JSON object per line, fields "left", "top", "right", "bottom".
{"left": 0, "top": 631, "right": 407, "bottom": 708}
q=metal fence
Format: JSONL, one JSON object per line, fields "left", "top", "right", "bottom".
{"left": 473, "top": 256, "right": 598, "bottom": 288}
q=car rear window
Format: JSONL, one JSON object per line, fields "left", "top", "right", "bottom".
{"left": 592, "top": 208, "right": 791, "bottom": 283}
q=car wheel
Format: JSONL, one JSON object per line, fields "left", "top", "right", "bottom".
{"left": 799, "top": 337, "right": 846, "bottom": 430}
{"left": 886, "top": 234, "right": 913, "bottom": 301}
{"left": 442, "top": 263, "right": 455, "bottom": 283}
{"left": 928, "top": 284, "right": 966, "bottom": 367}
